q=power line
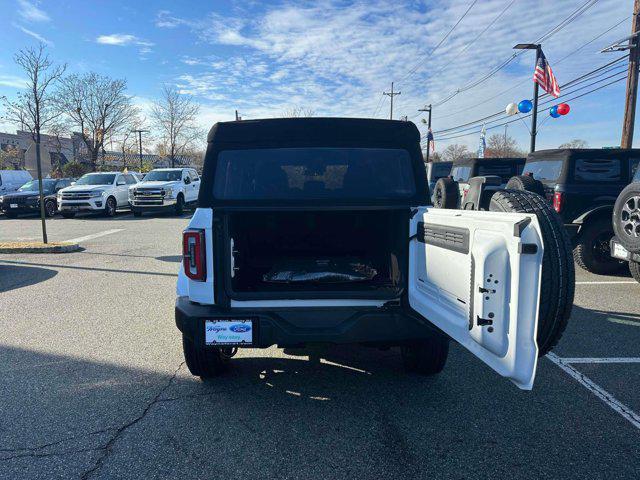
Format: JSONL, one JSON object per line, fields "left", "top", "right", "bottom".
{"left": 432, "top": 74, "right": 628, "bottom": 142}
{"left": 431, "top": 15, "right": 630, "bottom": 121}
{"left": 426, "top": 0, "right": 601, "bottom": 108}
{"left": 395, "top": 0, "right": 479, "bottom": 84}
{"left": 431, "top": 55, "right": 628, "bottom": 136}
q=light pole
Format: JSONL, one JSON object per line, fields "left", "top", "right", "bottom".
{"left": 131, "top": 129, "right": 149, "bottom": 171}
{"left": 513, "top": 43, "right": 541, "bottom": 152}
{"left": 419, "top": 104, "right": 432, "bottom": 162}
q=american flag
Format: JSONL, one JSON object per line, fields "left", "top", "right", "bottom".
{"left": 534, "top": 51, "right": 560, "bottom": 98}
{"left": 426, "top": 128, "right": 435, "bottom": 153}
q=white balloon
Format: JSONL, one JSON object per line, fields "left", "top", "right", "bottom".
{"left": 505, "top": 103, "right": 519, "bottom": 116}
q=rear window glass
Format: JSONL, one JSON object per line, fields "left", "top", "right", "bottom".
{"left": 213, "top": 148, "right": 416, "bottom": 200}
{"left": 477, "top": 163, "right": 522, "bottom": 183}
{"left": 451, "top": 166, "right": 471, "bottom": 182}
{"left": 431, "top": 162, "right": 451, "bottom": 178}
{"left": 574, "top": 158, "right": 621, "bottom": 183}
{"left": 522, "top": 160, "right": 563, "bottom": 182}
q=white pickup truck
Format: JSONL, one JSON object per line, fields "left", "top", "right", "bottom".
{"left": 175, "top": 118, "right": 575, "bottom": 390}
{"left": 57, "top": 171, "right": 140, "bottom": 218}
{"left": 129, "top": 168, "right": 200, "bottom": 216}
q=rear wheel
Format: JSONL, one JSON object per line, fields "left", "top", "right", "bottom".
{"left": 61, "top": 211, "right": 75, "bottom": 219}
{"left": 104, "top": 197, "right": 117, "bottom": 217}
{"left": 506, "top": 174, "right": 545, "bottom": 197}
{"left": 401, "top": 334, "right": 449, "bottom": 375}
{"left": 574, "top": 216, "right": 625, "bottom": 275}
{"left": 629, "top": 261, "right": 640, "bottom": 284}
{"left": 174, "top": 194, "right": 185, "bottom": 215}
{"left": 489, "top": 189, "right": 574, "bottom": 356}
{"left": 432, "top": 177, "right": 458, "bottom": 209}
{"left": 44, "top": 200, "right": 56, "bottom": 217}
{"left": 182, "top": 334, "right": 231, "bottom": 379}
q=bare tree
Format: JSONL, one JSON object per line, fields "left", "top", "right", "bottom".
{"left": 559, "top": 139, "right": 588, "bottom": 149}
{"left": 1, "top": 44, "right": 65, "bottom": 243}
{"left": 0, "top": 145, "right": 24, "bottom": 169}
{"left": 151, "top": 85, "right": 202, "bottom": 168}
{"left": 56, "top": 72, "right": 137, "bottom": 170}
{"left": 283, "top": 106, "right": 316, "bottom": 117}
{"left": 485, "top": 133, "right": 525, "bottom": 158}
{"left": 441, "top": 144, "right": 471, "bottom": 163}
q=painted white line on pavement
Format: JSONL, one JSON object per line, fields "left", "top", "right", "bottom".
{"left": 560, "top": 357, "right": 640, "bottom": 364}
{"left": 547, "top": 353, "right": 640, "bottom": 431}
{"left": 575, "top": 281, "right": 637, "bottom": 285}
{"left": 65, "top": 229, "right": 124, "bottom": 244}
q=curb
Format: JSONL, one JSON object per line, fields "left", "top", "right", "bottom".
{"left": 0, "top": 243, "right": 81, "bottom": 254}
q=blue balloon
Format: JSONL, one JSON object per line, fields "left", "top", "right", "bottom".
{"left": 550, "top": 105, "right": 561, "bottom": 118}
{"left": 518, "top": 99, "right": 533, "bottom": 113}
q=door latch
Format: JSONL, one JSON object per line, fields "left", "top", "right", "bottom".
{"left": 476, "top": 315, "right": 493, "bottom": 326}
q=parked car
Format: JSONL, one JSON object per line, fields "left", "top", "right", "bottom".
{"left": 128, "top": 167, "right": 200, "bottom": 216}
{"left": 432, "top": 157, "right": 525, "bottom": 209}
{"left": 425, "top": 161, "right": 452, "bottom": 203}
{"left": 610, "top": 160, "right": 640, "bottom": 282}
{"left": 0, "top": 178, "right": 74, "bottom": 218}
{"left": 57, "top": 171, "right": 139, "bottom": 218}
{"left": 0, "top": 170, "right": 33, "bottom": 196}
{"left": 506, "top": 148, "right": 639, "bottom": 275}
{"left": 175, "top": 117, "right": 573, "bottom": 390}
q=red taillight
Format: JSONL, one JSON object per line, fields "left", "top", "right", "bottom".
{"left": 183, "top": 229, "right": 206, "bottom": 281}
{"left": 553, "top": 192, "right": 563, "bottom": 213}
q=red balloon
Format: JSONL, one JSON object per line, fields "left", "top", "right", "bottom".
{"left": 557, "top": 103, "right": 570, "bottom": 115}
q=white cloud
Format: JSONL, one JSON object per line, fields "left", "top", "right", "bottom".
{"left": 17, "top": 0, "right": 50, "bottom": 23}
{"left": 15, "top": 24, "right": 52, "bottom": 45}
{"left": 96, "top": 33, "right": 153, "bottom": 47}
{"left": 0, "top": 74, "right": 28, "bottom": 88}
{"left": 158, "top": 0, "right": 629, "bottom": 148}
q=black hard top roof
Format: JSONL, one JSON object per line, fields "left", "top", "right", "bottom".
{"left": 527, "top": 148, "right": 640, "bottom": 161}
{"left": 452, "top": 157, "right": 525, "bottom": 166}
{"left": 207, "top": 117, "right": 421, "bottom": 146}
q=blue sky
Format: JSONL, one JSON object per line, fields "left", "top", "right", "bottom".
{"left": 0, "top": 0, "right": 636, "bottom": 152}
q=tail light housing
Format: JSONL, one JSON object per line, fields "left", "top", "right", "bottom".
{"left": 183, "top": 229, "right": 206, "bottom": 281}
{"left": 553, "top": 192, "right": 563, "bottom": 213}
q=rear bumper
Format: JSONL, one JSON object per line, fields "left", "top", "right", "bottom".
{"left": 175, "top": 296, "right": 439, "bottom": 348}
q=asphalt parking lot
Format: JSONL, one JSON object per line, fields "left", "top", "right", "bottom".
{"left": 1, "top": 212, "right": 639, "bottom": 480}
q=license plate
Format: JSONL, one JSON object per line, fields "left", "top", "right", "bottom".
{"left": 10, "top": 203, "right": 18, "bottom": 209}
{"left": 205, "top": 319, "right": 253, "bottom": 345}
{"left": 612, "top": 242, "right": 629, "bottom": 260}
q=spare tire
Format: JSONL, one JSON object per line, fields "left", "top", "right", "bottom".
{"left": 433, "top": 177, "right": 459, "bottom": 209}
{"left": 489, "top": 189, "right": 574, "bottom": 356}
{"left": 506, "top": 174, "right": 546, "bottom": 197}
{"left": 612, "top": 182, "right": 640, "bottom": 254}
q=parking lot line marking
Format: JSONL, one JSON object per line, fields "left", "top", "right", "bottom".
{"left": 608, "top": 317, "right": 640, "bottom": 327}
{"left": 560, "top": 357, "right": 640, "bottom": 364}
{"left": 547, "top": 353, "right": 640, "bottom": 431}
{"left": 575, "top": 281, "right": 637, "bottom": 285}
{"left": 64, "top": 229, "right": 124, "bottom": 244}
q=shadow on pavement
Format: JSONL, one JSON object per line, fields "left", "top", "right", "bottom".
{"left": 155, "top": 255, "right": 182, "bottom": 263}
{"left": 1, "top": 343, "right": 639, "bottom": 480}
{"left": 0, "top": 264, "right": 57, "bottom": 293}
{"left": 0, "top": 259, "right": 177, "bottom": 278}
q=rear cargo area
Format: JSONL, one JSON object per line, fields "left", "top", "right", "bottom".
{"left": 227, "top": 210, "right": 408, "bottom": 299}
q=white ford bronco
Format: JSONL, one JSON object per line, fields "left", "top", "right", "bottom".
{"left": 175, "top": 118, "right": 574, "bottom": 389}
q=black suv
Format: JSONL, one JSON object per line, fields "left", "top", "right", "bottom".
{"left": 511, "top": 148, "right": 640, "bottom": 274}
{"left": 0, "top": 177, "right": 74, "bottom": 218}
{"left": 433, "top": 157, "right": 525, "bottom": 209}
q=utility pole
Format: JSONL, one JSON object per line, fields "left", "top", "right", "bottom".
{"left": 235, "top": 110, "right": 241, "bottom": 121}
{"left": 383, "top": 82, "right": 401, "bottom": 120}
{"left": 131, "top": 129, "right": 149, "bottom": 171}
{"left": 622, "top": 0, "right": 640, "bottom": 148}
{"left": 504, "top": 124, "right": 508, "bottom": 148}
{"left": 419, "top": 104, "right": 432, "bottom": 162}
{"left": 514, "top": 43, "right": 541, "bottom": 152}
